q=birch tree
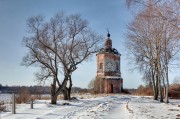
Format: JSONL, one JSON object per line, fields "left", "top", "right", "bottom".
{"left": 125, "top": 0, "right": 180, "bottom": 103}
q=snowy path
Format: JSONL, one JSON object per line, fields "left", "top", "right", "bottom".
{"left": 103, "top": 96, "right": 133, "bottom": 119}
{"left": 1, "top": 94, "right": 180, "bottom": 119}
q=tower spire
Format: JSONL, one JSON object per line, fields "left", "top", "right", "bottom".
{"left": 107, "top": 28, "right": 110, "bottom": 38}
{"left": 105, "top": 29, "right": 112, "bottom": 49}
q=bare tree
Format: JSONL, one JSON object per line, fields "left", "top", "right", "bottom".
{"left": 126, "top": 0, "right": 162, "bottom": 9}
{"left": 22, "top": 12, "right": 103, "bottom": 104}
{"left": 88, "top": 78, "right": 95, "bottom": 90}
{"left": 125, "top": 0, "right": 180, "bottom": 103}
{"left": 93, "top": 77, "right": 104, "bottom": 94}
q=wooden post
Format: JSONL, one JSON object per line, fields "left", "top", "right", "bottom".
{"left": 100, "top": 78, "right": 101, "bottom": 94}
{"left": 31, "top": 99, "right": 33, "bottom": 109}
{"left": 12, "top": 93, "right": 16, "bottom": 114}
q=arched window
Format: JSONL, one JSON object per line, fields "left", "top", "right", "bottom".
{"left": 99, "top": 63, "right": 103, "bottom": 69}
{"left": 116, "top": 63, "right": 119, "bottom": 70}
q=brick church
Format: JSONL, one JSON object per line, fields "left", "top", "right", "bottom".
{"left": 96, "top": 32, "right": 123, "bottom": 93}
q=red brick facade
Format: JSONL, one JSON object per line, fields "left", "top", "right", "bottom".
{"left": 104, "top": 79, "right": 123, "bottom": 93}
{"left": 96, "top": 33, "right": 123, "bottom": 93}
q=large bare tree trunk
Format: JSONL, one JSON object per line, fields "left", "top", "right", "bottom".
{"left": 62, "top": 74, "right": 71, "bottom": 100}
{"left": 162, "top": 74, "right": 166, "bottom": 99}
{"left": 158, "top": 57, "right": 163, "bottom": 102}
{"left": 67, "top": 76, "right": 72, "bottom": 100}
{"left": 62, "top": 88, "right": 68, "bottom": 100}
{"left": 164, "top": 37, "right": 169, "bottom": 103}
{"left": 51, "top": 78, "right": 58, "bottom": 104}
{"left": 150, "top": 59, "right": 159, "bottom": 100}
{"left": 51, "top": 94, "right": 58, "bottom": 104}
{"left": 158, "top": 79, "right": 163, "bottom": 102}
{"left": 154, "top": 71, "right": 159, "bottom": 100}
{"left": 152, "top": 71, "right": 158, "bottom": 100}
{"left": 165, "top": 66, "right": 169, "bottom": 103}
{"left": 157, "top": 64, "right": 163, "bottom": 102}
{"left": 63, "top": 78, "right": 72, "bottom": 100}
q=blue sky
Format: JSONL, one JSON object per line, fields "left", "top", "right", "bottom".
{"left": 0, "top": 0, "right": 178, "bottom": 88}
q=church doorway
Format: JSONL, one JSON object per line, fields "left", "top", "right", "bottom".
{"left": 110, "top": 84, "right": 113, "bottom": 93}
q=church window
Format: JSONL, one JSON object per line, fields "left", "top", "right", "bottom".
{"left": 116, "top": 63, "right": 119, "bottom": 70}
{"left": 99, "top": 63, "right": 103, "bottom": 69}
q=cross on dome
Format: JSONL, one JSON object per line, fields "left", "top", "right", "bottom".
{"left": 105, "top": 30, "right": 112, "bottom": 49}
{"left": 107, "top": 29, "right": 110, "bottom": 38}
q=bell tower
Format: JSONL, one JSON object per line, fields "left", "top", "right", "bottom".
{"left": 96, "top": 31, "right": 123, "bottom": 93}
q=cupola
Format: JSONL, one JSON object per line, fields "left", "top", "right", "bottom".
{"left": 105, "top": 31, "right": 112, "bottom": 49}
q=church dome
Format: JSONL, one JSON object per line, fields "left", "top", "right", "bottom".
{"left": 105, "top": 32, "right": 112, "bottom": 49}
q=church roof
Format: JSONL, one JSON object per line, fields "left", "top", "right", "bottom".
{"left": 103, "top": 76, "right": 123, "bottom": 80}
{"left": 98, "top": 47, "right": 119, "bottom": 54}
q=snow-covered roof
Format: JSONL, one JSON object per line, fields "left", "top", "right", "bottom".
{"left": 104, "top": 76, "right": 122, "bottom": 79}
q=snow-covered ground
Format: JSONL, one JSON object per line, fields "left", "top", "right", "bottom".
{"left": 0, "top": 94, "right": 12, "bottom": 102}
{"left": 0, "top": 94, "right": 180, "bottom": 119}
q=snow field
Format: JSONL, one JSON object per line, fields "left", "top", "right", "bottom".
{"left": 127, "top": 96, "right": 180, "bottom": 119}
{"left": 0, "top": 94, "right": 180, "bottom": 119}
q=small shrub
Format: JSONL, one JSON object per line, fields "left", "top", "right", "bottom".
{"left": 0, "top": 101, "right": 6, "bottom": 112}
{"left": 16, "top": 88, "right": 31, "bottom": 104}
{"left": 33, "top": 87, "right": 43, "bottom": 100}
{"left": 122, "top": 89, "right": 131, "bottom": 94}
{"left": 169, "top": 84, "right": 180, "bottom": 99}
{"left": 134, "top": 85, "right": 153, "bottom": 96}
{"left": 34, "top": 93, "right": 42, "bottom": 100}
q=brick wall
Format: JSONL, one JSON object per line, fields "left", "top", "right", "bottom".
{"left": 104, "top": 79, "right": 122, "bottom": 93}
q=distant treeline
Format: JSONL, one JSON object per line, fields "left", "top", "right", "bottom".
{"left": 0, "top": 84, "right": 88, "bottom": 94}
